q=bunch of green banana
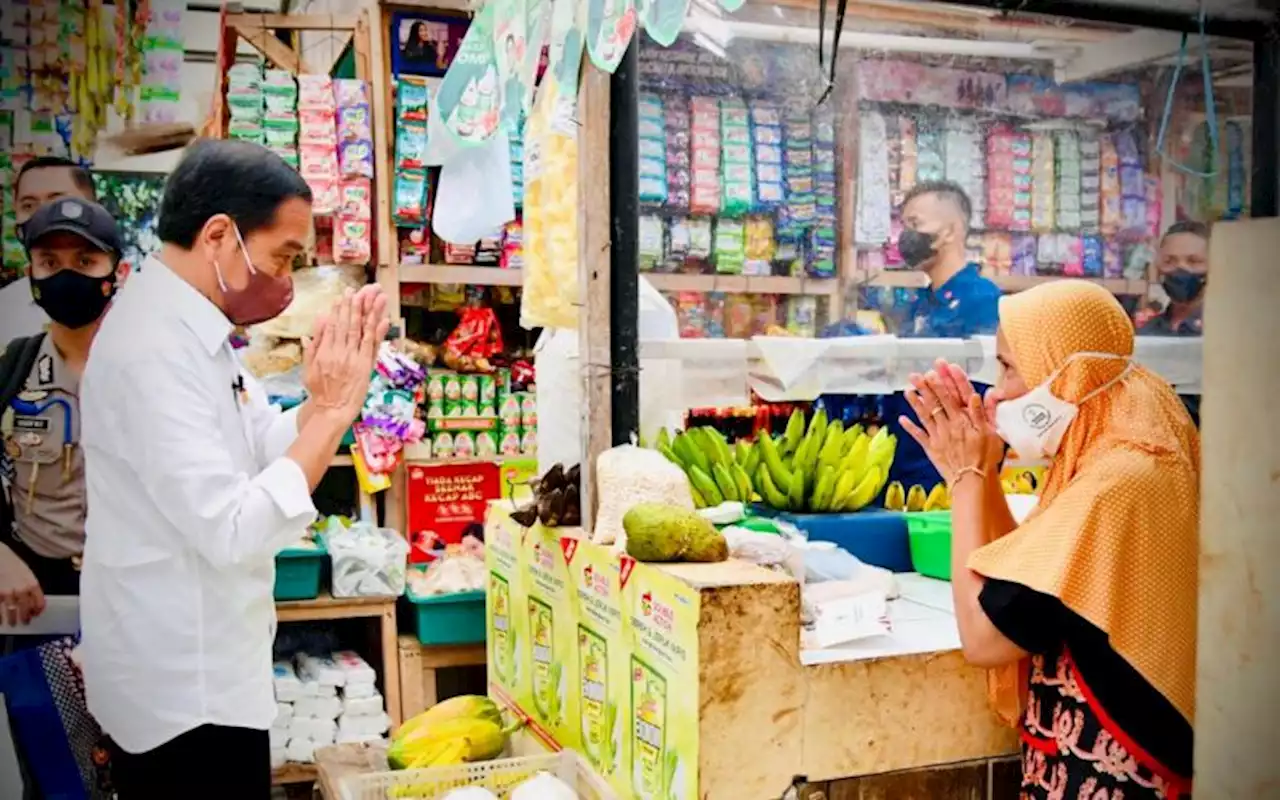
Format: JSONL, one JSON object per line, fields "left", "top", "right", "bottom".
{"left": 751, "top": 409, "right": 897, "bottom": 514}
{"left": 654, "top": 426, "right": 755, "bottom": 509}
{"left": 884, "top": 481, "right": 950, "bottom": 512}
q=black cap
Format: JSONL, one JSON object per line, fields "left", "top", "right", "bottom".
{"left": 21, "top": 197, "right": 123, "bottom": 257}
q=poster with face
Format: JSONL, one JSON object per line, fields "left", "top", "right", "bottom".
{"left": 547, "top": 0, "right": 586, "bottom": 101}
{"left": 437, "top": 3, "right": 504, "bottom": 146}
{"left": 586, "top": 0, "right": 638, "bottom": 73}
{"left": 390, "top": 13, "right": 468, "bottom": 77}
{"left": 491, "top": 0, "right": 528, "bottom": 131}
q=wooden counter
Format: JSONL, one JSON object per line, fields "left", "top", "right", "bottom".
{"left": 659, "top": 561, "right": 1017, "bottom": 798}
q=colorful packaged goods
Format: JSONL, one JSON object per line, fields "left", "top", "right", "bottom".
{"left": 810, "top": 105, "right": 838, "bottom": 278}
{"left": 689, "top": 96, "right": 721, "bottom": 216}
{"left": 751, "top": 102, "right": 785, "bottom": 211}
{"left": 665, "top": 95, "right": 692, "bottom": 211}
{"left": 638, "top": 93, "right": 667, "bottom": 204}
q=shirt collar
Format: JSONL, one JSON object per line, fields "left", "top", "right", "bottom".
{"left": 929, "top": 263, "right": 982, "bottom": 296}
{"left": 143, "top": 256, "right": 233, "bottom": 357}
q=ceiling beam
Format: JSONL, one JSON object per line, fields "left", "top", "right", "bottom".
{"left": 1054, "top": 28, "right": 1186, "bottom": 82}
{"left": 917, "top": 0, "right": 1275, "bottom": 41}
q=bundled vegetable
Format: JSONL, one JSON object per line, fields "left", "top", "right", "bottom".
{"left": 510, "top": 462, "right": 582, "bottom": 528}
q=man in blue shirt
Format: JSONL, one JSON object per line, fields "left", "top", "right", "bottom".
{"left": 822, "top": 181, "right": 1001, "bottom": 492}
{"left": 886, "top": 181, "right": 1001, "bottom": 489}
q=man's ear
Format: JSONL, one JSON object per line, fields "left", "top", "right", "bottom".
{"left": 115, "top": 260, "right": 132, "bottom": 286}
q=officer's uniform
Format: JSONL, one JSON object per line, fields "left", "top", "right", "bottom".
{"left": 2, "top": 333, "right": 84, "bottom": 595}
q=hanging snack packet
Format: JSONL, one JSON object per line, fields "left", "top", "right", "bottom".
{"left": 743, "top": 216, "right": 776, "bottom": 276}
{"left": 714, "top": 219, "right": 746, "bottom": 275}
{"left": 297, "top": 74, "right": 336, "bottom": 111}
{"left": 396, "top": 76, "right": 430, "bottom": 122}
{"left": 690, "top": 96, "right": 721, "bottom": 215}
{"left": 333, "top": 79, "right": 369, "bottom": 109}
{"left": 300, "top": 144, "right": 339, "bottom": 180}
{"left": 339, "top": 179, "right": 373, "bottom": 220}
{"left": 396, "top": 122, "right": 429, "bottom": 171}
{"left": 393, "top": 170, "right": 429, "bottom": 225}
{"left": 335, "top": 219, "right": 372, "bottom": 265}
{"left": 638, "top": 93, "right": 667, "bottom": 205}
{"left": 340, "top": 139, "right": 375, "bottom": 179}
{"left": 665, "top": 94, "right": 691, "bottom": 211}
{"left": 337, "top": 104, "right": 373, "bottom": 141}
{"left": 639, "top": 215, "right": 664, "bottom": 272}
{"left": 687, "top": 217, "right": 714, "bottom": 268}
{"left": 299, "top": 108, "right": 337, "bottom": 146}
{"left": 720, "top": 98, "right": 753, "bottom": 216}
{"left": 307, "top": 179, "right": 341, "bottom": 216}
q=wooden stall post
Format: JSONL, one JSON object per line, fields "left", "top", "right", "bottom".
{"left": 1195, "top": 218, "right": 1280, "bottom": 798}
{"left": 577, "top": 64, "right": 613, "bottom": 530}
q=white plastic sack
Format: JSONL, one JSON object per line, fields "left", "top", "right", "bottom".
{"left": 534, "top": 278, "right": 684, "bottom": 470}
{"left": 325, "top": 523, "right": 409, "bottom": 598}
{"left": 433, "top": 129, "right": 516, "bottom": 244}
{"left": 592, "top": 444, "right": 693, "bottom": 547}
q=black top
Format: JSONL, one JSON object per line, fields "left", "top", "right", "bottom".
{"left": 979, "top": 578, "right": 1194, "bottom": 779}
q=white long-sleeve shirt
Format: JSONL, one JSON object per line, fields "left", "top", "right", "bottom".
{"left": 79, "top": 257, "right": 316, "bottom": 754}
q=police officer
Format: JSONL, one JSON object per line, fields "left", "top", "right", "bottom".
{"left": 0, "top": 198, "right": 125, "bottom": 624}
{"left": 0, "top": 156, "right": 100, "bottom": 344}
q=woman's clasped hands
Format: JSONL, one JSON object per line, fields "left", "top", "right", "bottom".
{"left": 899, "top": 358, "right": 1006, "bottom": 487}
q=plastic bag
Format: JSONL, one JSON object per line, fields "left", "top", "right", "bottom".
{"left": 592, "top": 444, "right": 693, "bottom": 547}
{"left": 324, "top": 523, "right": 409, "bottom": 598}
{"left": 722, "top": 527, "right": 804, "bottom": 583}
{"left": 433, "top": 129, "right": 516, "bottom": 245}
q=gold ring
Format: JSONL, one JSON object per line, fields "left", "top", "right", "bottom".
{"left": 931, "top": 407, "right": 946, "bottom": 417}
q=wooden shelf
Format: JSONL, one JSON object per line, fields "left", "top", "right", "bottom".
{"left": 399, "top": 264, "right": 524, "bottom": 286}
{"left": 642, "top": 272, "right": 842, "bottom": 296}
{"left": 272, "top": 762, "right": 318, "bottom": 786}
{"left": 276, "top": 593, "right": 397, "bottom": 623}
{"left": 854, "top": 269, "right": 1147, "bottom": 295}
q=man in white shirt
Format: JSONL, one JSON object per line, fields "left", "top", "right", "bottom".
{"left": 79, "top": 139, "right": 389, "bottom": 798}
{"left": 0, "top": 157, "right": 102, "bottom": 343}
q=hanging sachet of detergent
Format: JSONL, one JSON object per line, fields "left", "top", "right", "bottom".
{"left": 491, "top": 0, "right": 531, "bottom": 134}
{"left": 438, "top": 2, "right": 503, "bottom": 147}
{"left": 546, "top": 0, "right": 586, "bottom": 105}
{"left": 640, "top": 0, "right": 691, "bottom": 47}
{"left": 586, "top": 0, "right": 637, "bottom": 73}
{"left": 518, "top": 0, "right": 552, "bottom": 125}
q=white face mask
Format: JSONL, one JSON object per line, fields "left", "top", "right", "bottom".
{"left": 994, "top": 352, "right": 1134, "bottom": 460}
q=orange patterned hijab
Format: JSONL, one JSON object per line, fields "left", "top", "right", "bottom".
{"left": 968, "top": 280, "right": 1200, "bottom": 725}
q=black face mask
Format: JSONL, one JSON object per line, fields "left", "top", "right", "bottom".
{"left": 1161, "top": 269, "right": 1206, "bottom": 304}
{"left": 898, "top": 229, "right": 937, "bottom": 268}
{"left": 30, "top": 269, "right": 117, "bottom": 329}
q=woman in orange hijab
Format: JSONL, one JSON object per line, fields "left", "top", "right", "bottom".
{"left": 900, "top": 280, "right": 1199, "bottom": 800}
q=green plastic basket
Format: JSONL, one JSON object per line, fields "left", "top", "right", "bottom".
{"left": 408, "top": 588, "right": 487, "bottom": 645}
{"left": 905, "top": 511, "right": 953, "bottom": 581}
{"left": 274, "top": 543, "right": 326, "bottom": 600}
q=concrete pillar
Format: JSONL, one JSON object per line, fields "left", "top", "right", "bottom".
{"left": 1195, "top": 218, "right": 1280, "bottom": 797}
